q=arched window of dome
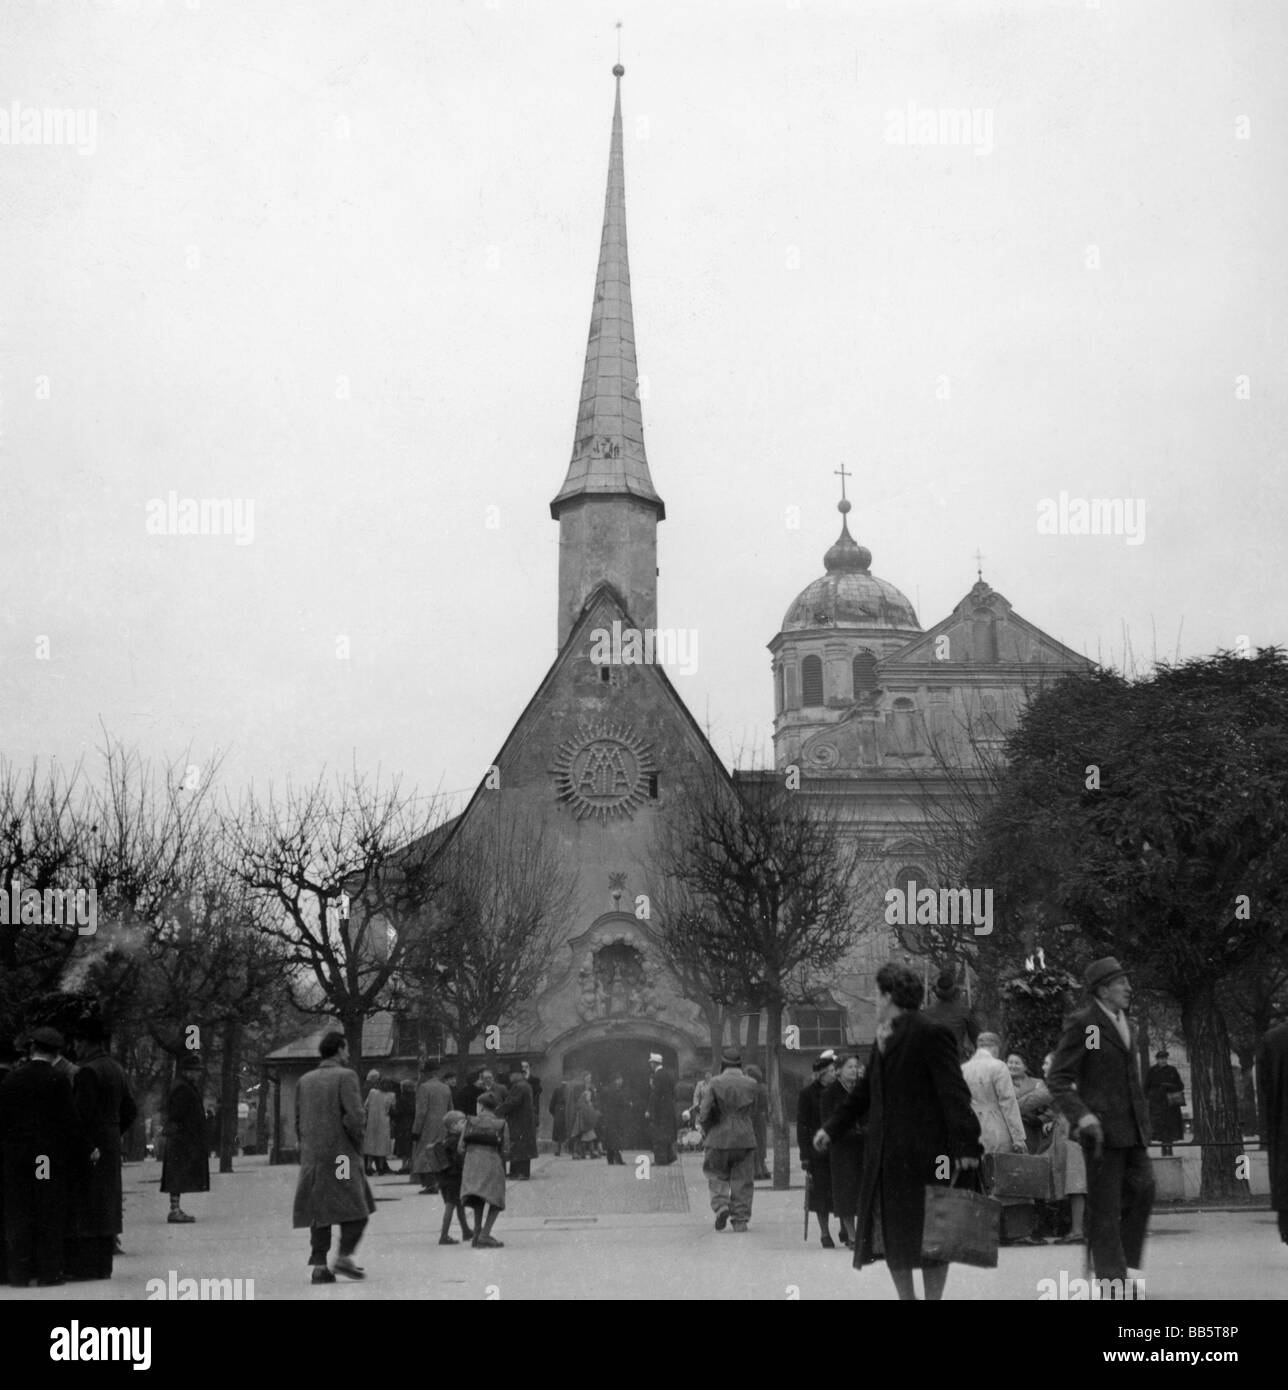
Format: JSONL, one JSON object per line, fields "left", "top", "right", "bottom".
{"left": 852, "top": 649, "right": 878, "bottom": 699}
{"left": 801, "top": 655, "right": 824, "bottom": 707}
{"left": 776, "top": 664, "right": 785, "bottom": 714}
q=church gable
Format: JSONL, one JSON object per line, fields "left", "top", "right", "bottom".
{"left": 885, "top": 580, "right": 1091, "bottom": 670}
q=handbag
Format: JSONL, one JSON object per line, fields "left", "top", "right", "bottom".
{"left": 921, "top": 1166, "right": 1001, "bottom": 1268}
{"left": 990, "top": 1151, "right": 1054, "bottom": 1200}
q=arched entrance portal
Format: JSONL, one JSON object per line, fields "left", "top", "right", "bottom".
{"left": 563, "top": 1038, "right": 677, "bottom": 1150}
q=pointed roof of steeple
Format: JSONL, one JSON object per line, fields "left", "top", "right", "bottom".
{"left": 550, "top": 66, "right": 665, "bottom": 520}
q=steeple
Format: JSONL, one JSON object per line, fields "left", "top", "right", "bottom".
{"left": 551, "top": 65, "right": 665, "bottom": 647}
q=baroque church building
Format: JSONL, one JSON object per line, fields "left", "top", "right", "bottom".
{"left": 267, "top": 68, "right": 1093, "bottom": 1147}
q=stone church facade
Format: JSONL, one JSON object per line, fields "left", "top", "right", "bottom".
{"left": 268, "top": 69, "right": 1093, "bottom": 1137}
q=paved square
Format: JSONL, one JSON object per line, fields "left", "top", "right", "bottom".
{"left": 0, "top": 1153, "right": 1278, "bottom": 1301}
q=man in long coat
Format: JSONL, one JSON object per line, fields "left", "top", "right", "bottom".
{"left": 1144, "top": 1050, "right": 1185, "bottom": 1155}
{"left": 645, "top": 1054, "right": 677, "bottom": 1166}
{"left": 0, "top": 1028, "right": 84, "bottom": 1286}
{"left": 410, "top": 1064, "right": 454, "bottom": 1193}
{"left": 548, "top": 1079, "right": 569, "bottom": 1155}
{"left": 161, "top": 1052, "right": 209, "bottom": 1222}
{"left": 293, "top": 1032, "right": 376, "bottom": 1283}
{"left": 1046, "top": 957, "right": 1154, "bottom": 1293}
{"left": 68, "top": 1018, "right": 137, "bottom": 1280}
{"left": 498, "top": 1070, "right": 537, "bottom": 1179}
{"left": 797, "top": 1049, "right": 837, "bottom": 1246}
{"left": 1256, "top": 1020, "right": 1288, "bottom": 1247}
{"left": 816, "top": 965, "right": 982, "bottom": 1301}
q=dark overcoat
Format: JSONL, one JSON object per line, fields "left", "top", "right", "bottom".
{"left": 648, "top": 1068, "right": 677, "bottom": 1144}
{"left": 548, "top": 1082, "right": 568, "bottom": 1144}
{"left": 821, "top": 1078, "right": 864, "bottom": 1220}
{"left": 292, "top": 1058, "right": 377, "bottom": 1228}
{"left": 796, "top": 1077, "right": 833, "bottom": 1215}
{"left": 1257, "top": 1022, "right": 1288, "bottom": 1211}
{"left": 161, "top": 1076, "right": 210, "bottom": 1194}
{"left": 599, "top": 1084, "right": 628, "bottom": 1151}
{"left": 822, "top": 1011, "right": 982, "bottom": 1270}
{"left": 1046, "top": 1003, "right": 1150, "bottom": 1148}
{"left": 1144, "top": 1063, "right": 1185, "bottom": 1144}
{"left": 72, "top": 1047, "right": 138, "bottom": 1235}
{"left": 497, "top": 1077, "right": 538, "bottom": 1161}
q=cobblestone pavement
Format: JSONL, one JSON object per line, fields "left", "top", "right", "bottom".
{"left": 0, "top": 1154, "right": 1279, "bottom": 1301}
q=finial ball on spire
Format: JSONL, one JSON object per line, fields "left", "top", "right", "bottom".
{"left": 838, "top": 498, "right": 852, "bottom": 515}
{"left": 613, "top": 63, "right": 625, "bottom": 77}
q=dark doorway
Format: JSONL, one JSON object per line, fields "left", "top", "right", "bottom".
{"left": 563, "top": 1039, "right": 677, "bottom": 1150}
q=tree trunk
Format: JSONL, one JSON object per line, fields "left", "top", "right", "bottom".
{"left": 765, "top": 1000, "right": 790, "bottom": 1190}
{"left": 344, "top": 1017, "right": 364, "bottom": 1081}
{"left": 1180, "top": 981, "right": 1246, "bottom": 1200}
{"left": 255, "top": 1064, "right": 270, "bottom": 1156}
{"left": 455, "top": 1029, "right": 475, "bottom": 1092}
{"left": 1233, "top": 1046, "right": 1259, "bottom": 1136}
{"left": 746, "top": 1008, "right": 762, "bottom": 1073}
{"left": 218, "top": 1017, "right": 239, "bottom": 1174}
{"left": 701, "top": 1001, "right": 724, "bottom": 1071}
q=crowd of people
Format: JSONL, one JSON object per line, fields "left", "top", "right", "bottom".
{"left": 0, "top": 1017, "right": 210, "bottom": 1288}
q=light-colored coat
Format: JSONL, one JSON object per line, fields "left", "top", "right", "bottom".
{"left": 700, "top": 1069, "right": 757, "bottom": 1150}
{"left": 292, "top": 1059, "right": 377, "bottom": 1228}
{"left": 363, "top": 1087, "right": 395, "bottom": 1156}
{"left": 410, "top": 1077, "right": 454, "bottom": 1176}
{"left": 961, "top": 1048, "right": 1025, "bottom": 1153}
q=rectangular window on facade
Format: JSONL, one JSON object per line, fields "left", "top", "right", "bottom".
{"left": 793, "top": 1007, "right": 846, "bottom": 1048}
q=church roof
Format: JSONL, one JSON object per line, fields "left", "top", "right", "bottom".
{"left": 550, "top": 67, "right": 665, "bottom": 520}
{"left": 780, "top": 500, "right": 921, "bottom": 634}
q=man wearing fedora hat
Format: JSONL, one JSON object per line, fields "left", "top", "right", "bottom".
{"left": 699, "top": 1050, "right": 759, "bottom": 1232}
{"left": 1046, "top": 957, "right": 1154, "bottom": 1294}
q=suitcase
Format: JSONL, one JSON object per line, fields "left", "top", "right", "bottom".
{"left": 990, "top": 1151, "right": 1053, "bottom": 1199}
{"left": 998, "top": 1197, "right": 1036, "bottom": 1241}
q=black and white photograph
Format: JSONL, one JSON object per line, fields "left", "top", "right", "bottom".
{"left": 1, "top": 0, "right": 1285, "bottom": 1350}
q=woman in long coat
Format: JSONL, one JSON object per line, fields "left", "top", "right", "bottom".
{"left": 459, "top": 1093, "right": 509, "bottom": 1248}
{"left": 497, "top": 1071, "right": 537, "bottom": 1179}
{"left": 818, "top": 963, "right": 982, "bottom": 1301}
{"left": 161, "top": 1053, "right": 210, "bottom": 1223}
{"left": 796, "top": 1054, "right": 837, "bottom": 1246}
{"left": 362, "top": 1073, "right": 395, "bottom": 1175}
{"left": 569, "top": 1079, "right": 599, "bottom": 1159}
{"left": 821, "top": 1053, "right": 865, "bottom": 1247}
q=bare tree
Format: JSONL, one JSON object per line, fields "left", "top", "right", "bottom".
{"left": 399, "top": 803, "right": 578, "bottom": 1083}
{"left": 651, "top": 758, "right": 877, "bottom": 1190}
{"left": 225, "top": 768, "right": 444, "bottom": 1076}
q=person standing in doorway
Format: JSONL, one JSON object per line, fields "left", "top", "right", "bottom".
{"left": 161, "top": 1053, "right": 209, "bottom": 1224}
{"left": 548, "top": 1077, "right": 569, "bottom": 1156}
{"left": 797, "top": 1050, "right": 838, "bottom": 1247}
{"left": 646, "top": 1054, "right": 677, "bottom": 1167}
{"left": 599, "top": 1074, "right": 628, "bottom": 1165}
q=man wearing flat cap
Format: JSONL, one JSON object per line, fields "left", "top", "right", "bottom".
{"left": 699, "top": 1051, "right": 758, "bottom": 1232}
{"left": 0, "top": 1028, "right": 85, "bottom": 1286}
{"left": 1046, "top": 957, "right": 1154, "bottom": 1294}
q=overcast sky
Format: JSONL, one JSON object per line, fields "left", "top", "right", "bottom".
{"left": 2, "top": 0, "right": 1285, "bottom": 816}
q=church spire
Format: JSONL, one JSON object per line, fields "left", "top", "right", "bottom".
{"left": 550, "top": 64, "right": 665, "bottom": 520}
